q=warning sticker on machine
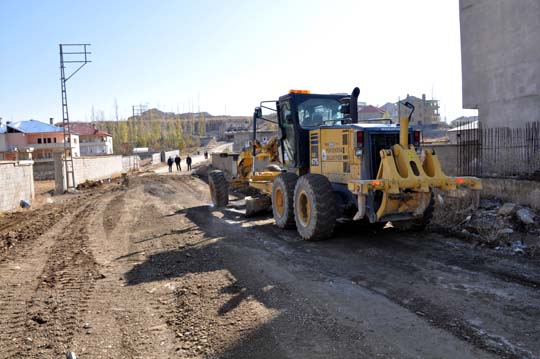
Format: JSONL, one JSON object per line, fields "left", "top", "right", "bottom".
{"left": 321, "top": 149, "right": 327, "bottom": 160}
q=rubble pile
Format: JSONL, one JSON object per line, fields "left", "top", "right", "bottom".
{"left": 434, "top": 197, "right": 540, "bottom": 256}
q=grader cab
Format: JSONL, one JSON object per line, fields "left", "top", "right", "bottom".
{"left": 208, "top": 87, "right": 481, "bottom": 240}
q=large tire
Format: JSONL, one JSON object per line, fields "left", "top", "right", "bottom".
{"left": 208, "top": 170, "right": 229, "bottom": 207}
{"left": 294, "top": 174, "right": 336, "bottom": 241}
{"left": 392, "top": 193, "right": 434, "bottom": 231}
{"left": 272, "top": 173, "right": 298, "bottom": 229}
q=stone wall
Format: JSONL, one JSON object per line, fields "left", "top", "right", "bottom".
{"left": 0, "top": 161, "right": 35, "bottom": 212}
{"left": 54, "top": 155, "right": 124, "bottom": 193}
{"left": 33, "top": 161, "right": 55, "bottom": 180}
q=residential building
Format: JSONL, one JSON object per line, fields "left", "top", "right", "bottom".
{"left": 380, "top": 102, "right": 398, "bottom": 122}
{"left": 64, "top": 122, "right": 113, "bottom": 155}
{"left": 357, "top": 105, "right": 386, "bottom": 122}
{"left": 460, "top": 0, "right": 540, "bottom": 128}
{"left": 0, "top": 120, "right": 79, "bottom": 161}
{"left": 398, "top": 94, "right": 440, "bottom": 127}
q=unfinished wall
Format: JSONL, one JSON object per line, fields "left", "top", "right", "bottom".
{"left": 33, "top": 161, "right": 55, "bottom": 180}
{"left": 0, "top": 161, "right": 35, "bottom": 212}
{"left": 55, "top": 155, "right": 124, "bottom": 193}
{"left": 460, "top": 0, "right": 540, "bottom": 128}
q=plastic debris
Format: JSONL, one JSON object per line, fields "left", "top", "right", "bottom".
{"left": 19, "top": 200, "right": 31, "bottom": 208}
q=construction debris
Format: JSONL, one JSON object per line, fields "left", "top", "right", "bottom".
{"left": 434, "top": 197, "right": 539, "bottom": 256}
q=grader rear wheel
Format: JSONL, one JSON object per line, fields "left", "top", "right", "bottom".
{"left": 272, "top": 173, "right": 298, "bottom": 229}
{"left": 293, "top": 174, "right": 336, "bottom": 241}
{"left": 208, "top": 170, "right": 229, "bottom": 207}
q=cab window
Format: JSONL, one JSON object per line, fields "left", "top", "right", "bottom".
{"left": 297, "top": 98, "right": 341, "bottom": 129}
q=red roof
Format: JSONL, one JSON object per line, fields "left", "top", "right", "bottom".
{"left": 358, "top": 105, "right": 385, "bottom": 114}
{"left": 65, "top": 123, "right": 111, "bottom": 136}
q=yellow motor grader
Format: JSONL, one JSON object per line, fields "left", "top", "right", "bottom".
{"left": 208, "top": 87, "right": 481, "bottom": 240}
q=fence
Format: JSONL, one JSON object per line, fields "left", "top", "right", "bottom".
{"left": 456, "top": 121, "right": 540, "bottom": 179}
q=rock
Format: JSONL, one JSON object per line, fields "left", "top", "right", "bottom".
{"left": 66, "top": 352, "right": 77, "bottom": 359}
{"left": 516, "top": 208, "right": 535, "bottom": 225}
{"left": 498, "top": 203, "right": 516, "bottom": 216}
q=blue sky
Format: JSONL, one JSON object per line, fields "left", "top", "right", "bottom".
{"left": 0, "top": 0, "right": 476, "bottom": 123}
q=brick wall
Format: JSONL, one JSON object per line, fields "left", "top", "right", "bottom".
{"left": 0, "top": 161, "right": 35, "bottom": 212}
{"left": 122, "top": 156, "right": 140, "bottom": 172}
{"left": 54, "top": 155, "right": 124, "bottom": 193}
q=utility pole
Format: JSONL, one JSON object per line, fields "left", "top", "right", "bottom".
{"left": 59, "top": 43, "right": 91, "bottom": 190}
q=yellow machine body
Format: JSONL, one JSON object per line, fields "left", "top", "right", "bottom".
{"left": 308, "top": 123, "right": 481, "bottom": 223}
{"left": 231, "top": 137, "right": 282, "bottom": 193}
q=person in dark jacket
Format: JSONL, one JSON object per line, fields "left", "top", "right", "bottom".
{"left": 186, "top": 156, "right": 192, "bottom": 171}
{"left": 175, "top": 155, "right": 181, "bottom": 171}
{"left": 167, "top": 157, "right": 173, "bottom": 172}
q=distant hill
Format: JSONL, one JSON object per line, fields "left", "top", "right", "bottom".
{"left": 128, "top": 108, "right": 246, "bottom": 122}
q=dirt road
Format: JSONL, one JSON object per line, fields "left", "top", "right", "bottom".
{"left": 0, "top": 173, "right": 539, "bottom": 358}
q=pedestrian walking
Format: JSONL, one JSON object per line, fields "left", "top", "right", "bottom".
{"left": 204, "top": 151, "right": 208, "bottom": 159}
{"left": 175, "top": 155, "right": 181, "bottom": 171}
{"left": 167, "top": 157, "right": 173, "bottom": 172}
{"left": 186, "top": 155, "right": 192, "bottom": 171}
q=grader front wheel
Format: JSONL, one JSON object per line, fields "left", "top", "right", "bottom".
{"left": 208, "top": 170, "right": 229, "bottom": 207}
{"left": 293, "top": 174, "right": 336, "bottom": 241}
{"left": 272, "top": 173, "right": 298, "bottom": 229}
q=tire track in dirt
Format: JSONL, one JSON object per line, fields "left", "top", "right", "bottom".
{"left": 71, "top": 183, "right": 179, "bottom": 358}
{"left": 0, "top": 199, "right": 103, "bottom": 358}
{"left": 21, "top": 200, "right": 102, "bottom": 358}
{"left": 103, "top": 191, "right": 126, "bottom": 236}
{"left": 0, "top": 201, "right": 94, "bottom": 358}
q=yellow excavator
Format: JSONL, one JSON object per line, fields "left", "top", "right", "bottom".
{"left": 208, "top": 87, "right": 481, "bottom": 240}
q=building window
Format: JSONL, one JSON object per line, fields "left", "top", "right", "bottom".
{"left": 74, "top": 138, "right": 77, "bottom": 144}
{"left": 54, "top": 138, "right": 57, "bottom": 143}
{"left": 47, "top": 138, "right": 51, "bottom": 143}
{"left": 37, "top": 138, "right": 42, "bottom": 144}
